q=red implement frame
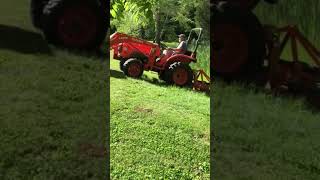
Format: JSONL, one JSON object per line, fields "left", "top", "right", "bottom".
{"left": 193, "top": 69, "right": 211, "bottom": 93}
{"left": 267, "top": 25, "right": 320, "bottom": 93}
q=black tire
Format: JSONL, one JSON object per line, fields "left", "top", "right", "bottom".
{"left": 42, "top": 0, "right": 108, "bottom": 50}
{"left": 165, "top": 62, "right": 193, "bottom": 87}
{"left": 158, "top": 71, "right": 167, "bottom": 81}
{"left": 123, "top": 58, "right": 144, "bottom": 78}
{"left": 212, "top": 6, "right": 266, "bottom": 82}
{"left": 119, "top": 59, "right": 126, "bottom": 71}
{"left": 30, "top": 0, "right": 49, "bottom": 29}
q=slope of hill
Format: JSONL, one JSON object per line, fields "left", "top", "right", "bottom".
{"left": 110, "top": 56, "right": 210, "bottom": 179}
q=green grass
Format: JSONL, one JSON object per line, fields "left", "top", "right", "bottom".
{"left": 213, "top": 81, "right": 320, "bottom": 179}
{"left": 110, "top": 53, "right": 210, "bottom": 179}
{"left": 213, "top": 2, "right": 320, "bottom": 179}
{"left": 0, "top": 1, "right": 107, "bottom": 179}
{"left": 192, "top": 43, "right": 210, "bottom": 75}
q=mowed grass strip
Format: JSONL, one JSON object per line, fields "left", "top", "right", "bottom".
{"left": 110, "top": 57, "right": 210, "bottom": 179}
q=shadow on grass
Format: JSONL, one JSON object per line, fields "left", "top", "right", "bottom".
{"left": 141, "top": 74, "right": 210, "bottom": 96}
{"left": 0, "top": 24, "right": 52, "bottom": 55}
{"left": 110, "top": 68, "right": 210, "bottom": 96}
{"left": 110, "top": 69, "right": 126, "bottom": 79}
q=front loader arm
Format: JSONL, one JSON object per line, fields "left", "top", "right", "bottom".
{"left": 110, "top": 32, "right": 159, "bottom": 49}
{"left": 110, "top": 32, "right": 125, "bottom": 49}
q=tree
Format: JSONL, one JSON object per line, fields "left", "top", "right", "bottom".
{"left": 111, "top": 0, "right": 210, "bottom": 42}
{"left": 111, "top": 0, "right": 178, "bottom": 44}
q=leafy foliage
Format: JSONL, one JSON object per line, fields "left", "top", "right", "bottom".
{"left": 110, "top": 0, "right": 210, "bottom": 41}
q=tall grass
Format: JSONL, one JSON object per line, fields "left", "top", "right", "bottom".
{"left": 255, "top": 1, "right": 320, "bottom": 65}
{"left": 255, "top": 0, "right": 320, "bottom": 43}
{"left": 191, "top": 42, "right": 210, "bottom": 75}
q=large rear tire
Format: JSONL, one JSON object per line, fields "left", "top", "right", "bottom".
{"left": 165, "top": 62, "right": 194, "bottom": 87}
{"left": 212, "top": 6, "right": 266, "bottom": 82}
{"left": 42, "top": 0, "right": 107, "bottom": 50}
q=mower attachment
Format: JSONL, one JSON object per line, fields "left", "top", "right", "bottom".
{"left": 193, "top": 69, "right": 211, "bottom": 93}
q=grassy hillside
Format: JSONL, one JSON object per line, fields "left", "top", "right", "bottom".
{"left": 0, "top": 1, "right": 107, "bottom": 179}
{"left": 214, "top": 1, "right": 320, "bottom": 179}
{"left": 110, "top": 54, "right": 210, "bottom": 179}
{"left": 213, "top": 80, "right": 320, "bottom": 179}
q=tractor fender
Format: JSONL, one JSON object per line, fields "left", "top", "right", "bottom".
{"left": 165, "top": 54, "right": 196, "bottom": 68}
{"left": 127, "top": 52, "right": 148, "bottom": 63}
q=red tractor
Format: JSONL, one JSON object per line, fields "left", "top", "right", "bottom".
{"left": 110, "top": 28, "right": 203, "bottom": 87}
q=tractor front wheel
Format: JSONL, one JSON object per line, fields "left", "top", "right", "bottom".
{"left": 123, "top": 58, "right": 144, "bottom": 78}
{"left": 165, "top": 62, "right": 193, "bottom": 87}
{"left": 119, "top": 59, "right": 126, "bottom": 71}
{"left": 30, "top": 0, "right": 49, "bottom": 29}
{"left": 159, "top": 71, "right": 167, "bottom": 81}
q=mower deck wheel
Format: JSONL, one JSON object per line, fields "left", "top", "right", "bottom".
{"left": 123, "top": 58, "right": 144, "bottom": 78}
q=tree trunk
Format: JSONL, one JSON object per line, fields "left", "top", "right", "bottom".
{"left": 139, "top": 25, "right": 145, "bottom": 39}
{"left": 160, "top": 15, "right": 168, "bottom": 41}
{"left": 154, "top": 7, "right": 161, "bottom": 46}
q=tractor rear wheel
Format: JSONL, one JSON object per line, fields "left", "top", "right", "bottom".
{"left": 212, "top": 6, "right": 266, "bottom": 82}
{"left": 165, "top": 62, "right": 193, "bottom": 87}
{"left": 123, "top": 58, "right": 144, "bottom": 78}
{"left": 41, "top": 0, "right": 107, "bottom": 50}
